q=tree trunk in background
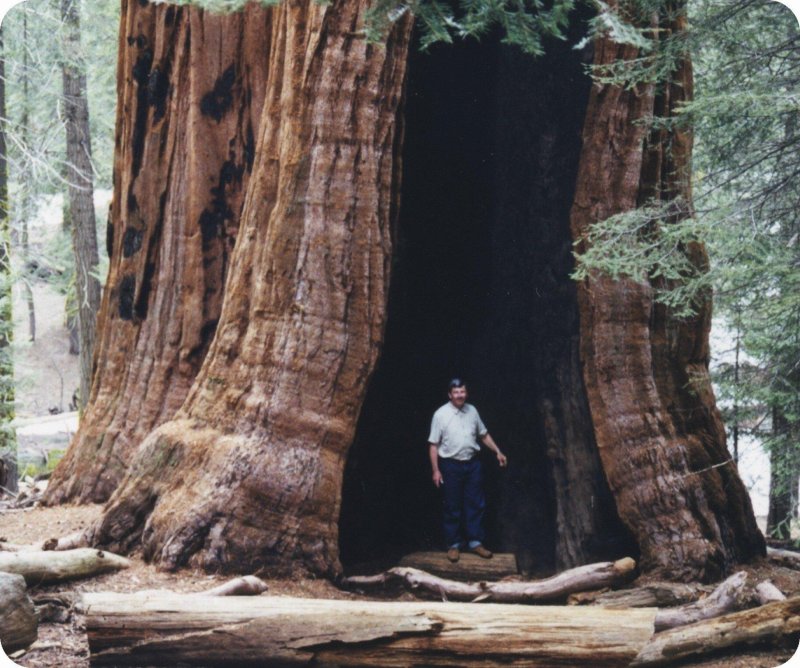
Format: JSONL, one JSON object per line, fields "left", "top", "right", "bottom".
{"left": 61, "top": 0, "right": 101, "bottom": 411}
{"left": 0, "top": 28, "right": 17, "bottom": 494}
{"left": 570, "top": 3, "right": 764, "bottom": 582}
{"left": 45, "top": 0, "right": 273, "bottom": 503}
{"left": 20, "top": 14, "right": 35, "bottom": 344}
{"left": 88, "top": 0, "right": 412, "bottom": 576}
{"left": 766, "top": 409, "right": 800, "bottom": 540}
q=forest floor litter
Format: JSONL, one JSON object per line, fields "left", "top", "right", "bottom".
{"left": 1, "top": 504, "right": 798, "bottom": 667}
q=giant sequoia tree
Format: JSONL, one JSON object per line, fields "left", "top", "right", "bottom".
{"left": 46, "top": 0, "right": 765, "bottom": 581}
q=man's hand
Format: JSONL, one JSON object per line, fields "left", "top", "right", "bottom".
{"left": 497, "top": 452, "right": 508, "bottom": 468}
{"left": 432, "top": 470, "right": 444, "bottom": 487}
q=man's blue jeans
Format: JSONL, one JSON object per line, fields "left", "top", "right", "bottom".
{"left": 439, "top": 456, "right": 485, "bottom": 549}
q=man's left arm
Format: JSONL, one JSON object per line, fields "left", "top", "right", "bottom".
{"left": 480, "top": 433, "right": 507, "bottom": 467}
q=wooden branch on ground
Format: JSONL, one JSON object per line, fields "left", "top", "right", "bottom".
{"left": 42, "top": 531, "right": 89, "bottom": 551}
{"left": 197, "top": 575, "right": 268, "bottom": 597}
{"left": 756, "top": 580, "right": 786, "bottom": 604}
{"left": 397, "top": 551, "right": 518, "bottom": 581}
{"left": 653, "top": 571, "right": 752, "bottom": 631}
{"left": 632, "top": 595, "right": 800, "bottom": 666}
{"left": 341, "top": 558, "right": 637, "bottom": 603}
{"left": 767, "top": 547, "right": 800, "bottom": 570}
{"left": 83, "top": 592, "right": 657, "bottom": 666}
{"left": 0, "top": 572, "right": 37, "bottom": 653}
{"left": 0, "top": 548, "right": 129, "bottom": 585}
{"left": 568, "top": 582, "right": 704, "bottom": 608}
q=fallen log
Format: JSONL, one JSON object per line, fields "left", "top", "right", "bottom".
{"left": 568, "top": 582, "right": 703, "bottom": 608}
{"left": 83, "top": 592, "right": 657, "bottom": 666}
{"left": 42, "top": 531, "right": 89, "bottom": 551}
{"left": 397, "top": 551, "right": 518, "bottom": 581}
{"left": 0, "top": 572, "right": 37, "bottom": 653}
{"left": 198, "top": 575, "right": 268, "bottom": 597}
{"left": 342, "top": 558, "right": 637, "bottom": 603}
{"left": 756, "top": 580, "right": 786, "bottom": 604}
{"left": 632, "top": 595, "right": 800, "bottom": 666}
{"left": 767, "top": 547, "right": 800, "bottom": 570}
{"left": 653, "top": 571, "right": 751, "bottom": 631}
{"left": 0, "top": 548, "right": 130, "bottom": 585}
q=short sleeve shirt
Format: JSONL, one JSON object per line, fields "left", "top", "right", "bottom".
{"left": 428, "top": 402, "right": 488, "bottom": 461}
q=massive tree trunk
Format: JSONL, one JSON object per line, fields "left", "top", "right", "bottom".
{"left": 46, "top": 0, "right": 272, "bottom": 502}
{"left": 87, "top": 0, "right": 413, "bottom": 576}
{"left": 569, "top": 3, "right": 764, "bottom": 581}
{"left": 61, "top": 0, "right": 102, "bottom": 412}
{"left": 51, "top": 0, "right": 763, "bottom": 580}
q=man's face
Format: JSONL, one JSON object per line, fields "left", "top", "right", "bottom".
{"left": 449, "top": 385, "right": 467, "bottom": 408}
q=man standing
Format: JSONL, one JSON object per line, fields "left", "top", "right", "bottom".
{"left": 429, "top": 378, "right": 507, "bottom": 562}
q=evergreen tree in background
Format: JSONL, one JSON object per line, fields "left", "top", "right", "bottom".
{"left": 573, "top": 0, "right": 800, "bottom": 541}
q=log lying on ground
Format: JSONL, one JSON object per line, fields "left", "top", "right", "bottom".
{"left": 0, "top": 548, "right": 129, "bottom": 585}
{"left": 397, "top": 551, "right": 518, "bottom": 581}
{"left": 342, "top": 558, "right": 637, "bottom": 603}
{"left": 83, "top": 592, "right": 657, "bottom": 666}
{"left": 42, "top": 531, "right": 89, "bottom": 551}
{"left": 756, "top": 580, "right": 786, "bottom": 604}
{"left": 632, "top": 595, "right": 800, "bottom": 666}
{"left": 0, "top": 572, "right": 37, "bottom": 653}
{"left": 767, "top": 547, "right": 800, "bottom": 570}
{"left": 568, "top": 581, "right": 704, "bottom": 607}
{"left": 653, "top": 571, "right": 752, "bottom": 631}
{"left": 198, "top": 575, "right": 268, "bottom": 597}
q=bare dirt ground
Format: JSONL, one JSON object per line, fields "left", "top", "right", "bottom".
{"left": 1, "top": 505, "right": 799, "bottom": 668}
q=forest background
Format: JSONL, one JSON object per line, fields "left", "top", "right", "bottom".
{"left": 0, "top": 0, "right": 797, "bottom": 543}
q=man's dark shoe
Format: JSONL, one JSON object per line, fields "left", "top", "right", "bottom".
{"left": 471, "top": 544, "right": 493, "bottom": 559}
{"left": 447, "top": 547, "right": 460, "bottom": 563}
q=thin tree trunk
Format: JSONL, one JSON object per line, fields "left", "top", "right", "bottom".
{"left": 89, "top": 0, "right": 414, "bottom": 576}
{"left": 60, "top": 0, "right": 101, "bottom": 411}
{"left": 569, "top": 1, "right": 764, "bottom": 582}
{"left": 45, "top": 0, "right": 273, "bottom": 503}
{"left": 766, "top": 408, "right": 800, "bottom": 540}
{"left": 0, "top": 27, "right": 17, "bottom": 494}
{"left": 21, "top": 13, "right": 35, "bottom": 344}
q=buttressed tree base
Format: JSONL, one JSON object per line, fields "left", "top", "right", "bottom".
{"left": 46, "top": 0, "right": 764, "bottom": 581}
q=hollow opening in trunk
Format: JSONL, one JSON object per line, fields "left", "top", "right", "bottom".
{"left": 340, "top": 24, "right": 634, "bottom": 574}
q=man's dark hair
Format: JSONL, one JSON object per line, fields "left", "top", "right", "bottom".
{"left": 448, "top": 378, "right": 466, "bottom": 390}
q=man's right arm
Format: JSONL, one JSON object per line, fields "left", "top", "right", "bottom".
{"left": 429, "top": 443, "right": 443, "bottom": 487}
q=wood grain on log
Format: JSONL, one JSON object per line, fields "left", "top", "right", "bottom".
{"left": 84, "top": 592, "right": 656, "bottom": 666}
{"left": 0, "top": 548, "right": 129, "bottom": 585}
{"left": 397, "top": 551, "right": 518, "bottom": 581}
{"left": 0, "top": 572, "right": 37, "bottom": 653}
{"left": 632, "top": 595, "right": 800, "bottom": 666}
{"left": 342, "top": 558, "right": 637, "bottom": 603}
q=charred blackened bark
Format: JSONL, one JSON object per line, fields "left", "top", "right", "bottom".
{"left": 570, "top": 5, "right": 764, "bottom": 582}
{"left": 46, "top": 0, "right": 272, "bottom": 503}
{"left": 89, "top": 0, "right": 413, "bottom": 576}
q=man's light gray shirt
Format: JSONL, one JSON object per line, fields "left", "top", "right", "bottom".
{"left": 428, "top": 402, "right": 488, "bottom": 461}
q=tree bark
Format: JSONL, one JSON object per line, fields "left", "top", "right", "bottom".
{"left": 569, "top": 0, "right": 764, "bottom": 582}
{"left": 83, "top": 592, "right": 657, "bottom": 666}
{"left": 0, "top": 548, "right": 130, "bottom": 585}
{"left": 45, "top": 0, "right": 274, "bottom": 503}
{"left": 60, "top": 0, "right": 101, "bottom": 412}
{"left": 86, "top": 0, "right": 413, "bottom": 577}
{"left": 0, "top": 573, "right": 37, "bottom": 654}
